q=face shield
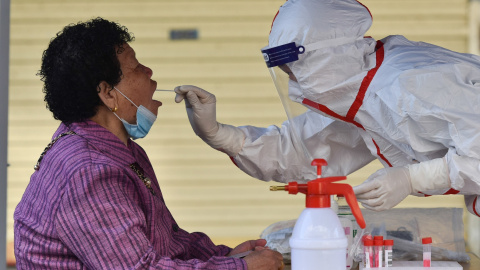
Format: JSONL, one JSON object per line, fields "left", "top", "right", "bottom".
{"left": 262, "top": 41, "right": 309, "bottom": 116}
{"left": 261, "top": 42, "right": 315, "bottom": 163}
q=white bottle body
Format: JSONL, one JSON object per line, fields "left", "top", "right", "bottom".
{"left": 290, "top": 208, "right": 348, "bottom": 270}
{"left": 339, "top": 217, "right": 353, "bottom": 269}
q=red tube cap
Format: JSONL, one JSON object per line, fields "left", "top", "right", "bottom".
{"left": 364, "top": 239, "right": 374, "bottom": 246}
{"left": 374, "top": 236, "right": 384, "bottom": 241}
{"left": 374, "top": 239, "right": 383, "bottom": 246}
{"left": 422, "top": 237, "right": 432, "bottom": 244}
{"left": 384, "top": 239, "right": 394, "bottom": 246}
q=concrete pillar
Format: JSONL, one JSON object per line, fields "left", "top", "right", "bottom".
{"left": 0, "top": 0, "right": 10, "bottom": 268}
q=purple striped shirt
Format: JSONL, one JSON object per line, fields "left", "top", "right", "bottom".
{"left": 14, "top": 121, "right": 247, "bottom": 269}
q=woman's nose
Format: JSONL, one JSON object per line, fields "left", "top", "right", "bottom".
{"left": 141, "top": 64, "right": 153, "bottom": 78}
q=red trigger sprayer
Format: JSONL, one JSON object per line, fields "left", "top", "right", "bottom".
{"left": 270, "top": 159, "right": 366, "bottom": 270}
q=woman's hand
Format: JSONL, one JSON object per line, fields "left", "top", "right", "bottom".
{"left": 243, "top": 246, "right": 284, "bottom": 270}
{"left": 228, "top": 239, "right": 284, "bottom": 269}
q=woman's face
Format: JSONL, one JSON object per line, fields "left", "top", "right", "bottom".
{"left": 114, "top": 43, "right": 162, "bottom": 124}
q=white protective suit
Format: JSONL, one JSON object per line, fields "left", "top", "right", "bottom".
{"left": 175, "top": 0, "right": 480, "bottom": 217}
{"left": 238, "top": 0, "right": 480, "bottom": 216}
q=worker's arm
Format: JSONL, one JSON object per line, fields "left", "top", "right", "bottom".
{"left": 354, "top": 150, "right": 480, "bottom": 216}
{"left": 445, "top": 148, "right": 480, "bottom": 217}
{"left": 234, "top": 111, "right": 375, "bottom": 183}
{"left": 175, "top": 85, "right": 375, "bottom": 183}
{"left": 465, "top": 195, "right": 480, "bottom": 217}
{"left": 353, "top": 158, "right": 450, "bottom": 211}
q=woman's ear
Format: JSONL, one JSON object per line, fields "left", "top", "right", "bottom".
{"left": 97, "top": 81, "right": 117, "bottom": 110}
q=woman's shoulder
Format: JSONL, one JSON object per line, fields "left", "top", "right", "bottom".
{"left": 49, "top": 121, "right": 136, "bottom": 166}
{"left": 35, "top": 132, "right": 94, "bottom": 173}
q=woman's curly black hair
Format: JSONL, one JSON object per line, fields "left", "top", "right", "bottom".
{"left": 39, "top": 17, "right": 134, "bottom": 124}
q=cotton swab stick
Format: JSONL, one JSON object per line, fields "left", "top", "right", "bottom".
{"left": 156, "top": 89, "right": 175, "bottom": 92}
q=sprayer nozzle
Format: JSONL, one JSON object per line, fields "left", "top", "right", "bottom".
{"left": 270, "top": 186, "right": 286, "bottom": 191}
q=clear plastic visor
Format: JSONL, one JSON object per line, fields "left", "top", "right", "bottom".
{"left": 267, "top": 64, "right": 313, "bottom": 163}
{"left": 268, "top": 65, "right": 308, "bottom": 120}
{"left": 262, "top": 42, "right": 316, "bottom": 163}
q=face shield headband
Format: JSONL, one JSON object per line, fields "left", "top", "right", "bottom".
{"left": 262, "top": 42, "right": 305, "bottom": 68}
{"left": 261, "top": 42, "right": 307, "bottom": 108}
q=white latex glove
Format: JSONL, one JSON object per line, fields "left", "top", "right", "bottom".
{"left": 174, "top": 85, "right": 245, "bottom": 157}
{"left": 353, "top": 158, "right": 450, "bottom": 211}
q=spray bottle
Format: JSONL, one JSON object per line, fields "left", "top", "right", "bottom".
{"left": 270, "top": 159, "right": 366, "bottom": 270}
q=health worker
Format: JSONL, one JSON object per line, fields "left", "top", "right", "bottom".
{"left": 174, "top": 0, "right": 480, "bottom": 217}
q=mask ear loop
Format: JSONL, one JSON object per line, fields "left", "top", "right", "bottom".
{"left": 113, "top": 86, "right": 139, "bottom": 109}
{"left": 111, "top": 87, "right": 139, "bottom": 123}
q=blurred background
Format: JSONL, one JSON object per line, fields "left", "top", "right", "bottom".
{"left": 4, "top": 0, "right": 480, "bottom": 267}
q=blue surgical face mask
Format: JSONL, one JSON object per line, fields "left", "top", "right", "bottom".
{"left": 113, "top": 87, "right": 157, "bottom": 140}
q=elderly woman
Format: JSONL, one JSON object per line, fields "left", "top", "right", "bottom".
{"left": 13, "top": 18, "right": 283, "bottom": 269}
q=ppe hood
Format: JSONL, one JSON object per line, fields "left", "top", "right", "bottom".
{"left": 261, "top": 0, "right": 376, "bottom": 162}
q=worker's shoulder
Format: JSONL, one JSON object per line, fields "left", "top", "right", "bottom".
{"left": 381, "top": 35, "right": 460, "bottom": 54}
{"left": 381, "top": 35, "right": 425, "bottom": 48}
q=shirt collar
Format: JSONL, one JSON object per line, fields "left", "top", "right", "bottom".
{"left": 55, "top": 120, "right": 139, "bottom": 166}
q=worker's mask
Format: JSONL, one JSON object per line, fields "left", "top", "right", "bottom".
{"left": 112, "top": 87, "right": 157, "bottom": 140}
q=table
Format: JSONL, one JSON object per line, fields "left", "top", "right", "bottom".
{"left": 460, "top": 252, "right": 480, "bottom": 270}
{"left": 283, "top": 252, "right": 480, "bottom": 269}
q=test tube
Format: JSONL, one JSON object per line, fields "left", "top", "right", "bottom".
{"left": 363, "top": 239, "right": 374, "bottom": 268}
{"left": 374, "top": 236, "right": 384, "bottom": 267}
{"left": 383, "top": 239, "right": 393, "bottom": 267}
{"left": 422, "top": 237, "right": 432, "bottom": 267}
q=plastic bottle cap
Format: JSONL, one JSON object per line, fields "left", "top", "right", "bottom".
{"left": 374, "top": 235, "right": 383, "bottom": 240}
{"left": 374, "top": 239, "right": 383, "bottom": 246}
{"left": 422, "top": 237, "right": 432, "bottom": 244}
{"left": 384, "top": 239, "right": 394, "bottom": 246}
{"left": 281, "top": 159, "right": 367, "bottom": 229}
{"left": 364, "top": 239, "right": 374, "bottom": 246}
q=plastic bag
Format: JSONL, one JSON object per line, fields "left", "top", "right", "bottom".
{"left": 355, "top": 208, "right": 470, "bottom": 262}
{"left": 259, "top": 208, "right": 470, "bottom": 264}
{"left": 260, "top": 219, "right": 296, "bottom": 262}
